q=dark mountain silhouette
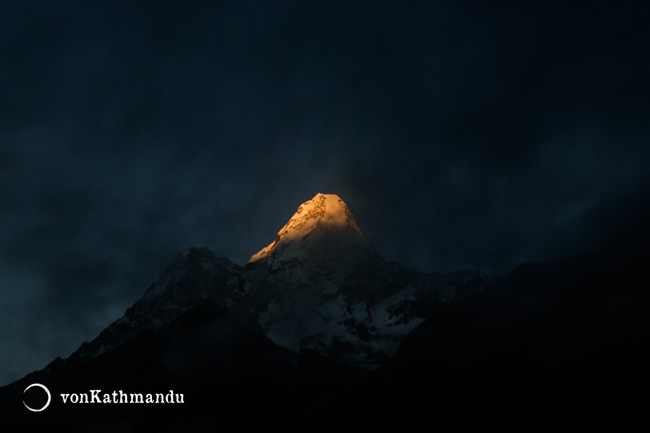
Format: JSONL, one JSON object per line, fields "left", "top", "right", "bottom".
{"left": 2, "top": 192, "right": 649, "bottom": 431}
{"left": 0, "top": 194, "right": 489, "bottom": 431}
{"left": 382, "top": 195, "right": 650, "bottom": 428}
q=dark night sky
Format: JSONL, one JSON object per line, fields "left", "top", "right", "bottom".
{"left": 1, "top": 0, "right": 649, "bottom": 385}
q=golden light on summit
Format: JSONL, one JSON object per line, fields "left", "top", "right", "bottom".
{"left": 249, "top": 193, "right": 363, "bottom": 263}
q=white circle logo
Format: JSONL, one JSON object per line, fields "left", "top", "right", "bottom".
{"left": 23, "top": 383, "right": 51, "bottom": 412}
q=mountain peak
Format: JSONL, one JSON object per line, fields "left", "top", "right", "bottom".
{"left": 249, "top": 193, "right": 364, "bottom": 264}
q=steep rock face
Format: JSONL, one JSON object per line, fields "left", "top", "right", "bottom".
{"left": 249, "top": 193, "right": 372, "bottom": 268}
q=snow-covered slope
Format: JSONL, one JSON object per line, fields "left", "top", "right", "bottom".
{"left": 245, "top": 193, "right": 491, "bottom": 367}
